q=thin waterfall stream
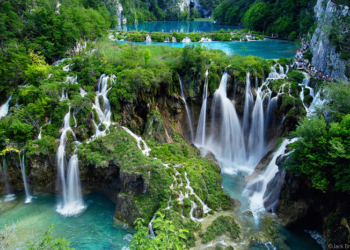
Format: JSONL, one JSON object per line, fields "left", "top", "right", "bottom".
{"left": 178, "top": 73, "right": 195, "bottom": 142}
{"left": 19, "top": 149, "right": 32, "bottom": 203}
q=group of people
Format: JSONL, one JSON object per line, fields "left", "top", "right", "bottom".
{"left": 292, "top": 38, "right": 331, "bottom": 82}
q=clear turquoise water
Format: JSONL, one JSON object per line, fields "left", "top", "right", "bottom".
{"left": 221, "top": 173, "right": 323, "bottom": 250}
{"left": 0, "top": 192, "right": 131, "bottom": 250}
{"left": 118, "top": 39, "right": 298, "bottom": 59}
{"left": 115, "top": 20, "right": 242, "bottom": 33}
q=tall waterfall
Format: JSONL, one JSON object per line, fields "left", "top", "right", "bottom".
{"left": 56, "top": 107, "right": 85, "bottom": 216}
{"left": 195, "top": 70, "right": 209, "bottom": 146}
{"left": 92, "top": 74, "right": 115, "bottom": 139}
{"left": 196, "top": 72, "right": 247, "bottom": 173}
{"left": 0, "top": 95, "right": 12, "bottom": 119}
{"left": 195, "top": 67, "right": 290, "bottom": 174}
{"left": 19, "top": 149, "right": 32, "bottom": 203}
{"left": 247, "top": 85, "right": 266, "bottom": 167}
{"left": 243, "top": 72, "right": 252, "bottom": 134}
{"left": 2, "top": 157, "right": 16, "bottom": 202}
{"left": 178, "top": 74, "right": 194, "bottom": 142}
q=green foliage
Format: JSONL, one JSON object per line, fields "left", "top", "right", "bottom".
{"left": 130, "top": 212, "right": 189, "bottom": 250}
{"left": 214, "top": 0, "right": 317, "bottom": 39}
{"left": 288, "top": 70, "right": 305, "bottom": 83}
{"left": 143, "top": 49, "right": 151, "bottom": 66}
{"left": 198, "top": 216, "right": 240, "bottom": 244}
{"left": 287, "top": 115, "right": 350, "bottom": 193}
{"left": 27, "top": 224, "right": 74, "bottom": 250}
{"left": 323, "top": 81, "right": 350, "bottom": 122}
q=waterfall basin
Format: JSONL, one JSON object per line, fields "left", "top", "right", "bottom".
{"left": 0, "top": 192, "right": 131, "bottom": 249}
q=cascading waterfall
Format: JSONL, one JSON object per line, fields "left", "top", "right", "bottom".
{"left": 122, "top": 126, "right": 151, "bottom": 156}
{"left": 195, "top": 70, "right": 209, "bottom": 146}
{"left": 178, "top": 74, "right": 194, "bottom": 142}
{"left": 244, "top": 138, "right": 298, "bottom": 217}
{"left": 0, "top": 95, "right": 12, "bottom": 119}
{"left": 197, "top": 72, "right": 246, "bottom": 173}
{"left": 145, "top": 35, "right": 152, "bottom": 42}
{"left": 19, "top": 149, "right": 32, "bottom": 203}
{"left": 56, "top": 107, "right": 85, "bottom": 216}
{"left": 148, "top": 213, "right": 157, "bottom": 238}
{"left": 91, "top": 74, "right": 115, "bottom": 139}
{"left": 247, "top": 84, "right": 265, "bottom": 167}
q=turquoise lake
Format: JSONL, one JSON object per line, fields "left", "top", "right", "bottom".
{"left": 0, "top": 192, "right": 131, "bottom": 249}
{"left": 119, "top": 39, "right": 299, "bottom": 59}
{"left": 115, "top": 20, "right": 243, "bottom": 33}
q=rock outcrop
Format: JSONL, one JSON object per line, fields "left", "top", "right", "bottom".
{"left": 310, "top": 0, "right": 349, "bottom": 81}
{"left": 277, "top": 172, "right": 350, "bottom": 246}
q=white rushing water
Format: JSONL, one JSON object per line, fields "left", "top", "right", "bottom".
{"left": 91, "top": 74, "right": 115, "bottom": 139}
{"left": 184, "top": 171, "right": 211, "bottom": 215}
{"left": 19, "top": 149, "right": 32, "bottom": 203}
{"left": 145, "top": 35, "right": 152, "bottom": 42}
{"left": 178, "top": 73, "right": 194, "bottom": 142}
{"left": 56, "top": 107, "right": 85, "bottom": 216}
{"left": 195, "top": 70, "right": 209, "bottom": 146}
{"left": 244, "top": 138, "right": 298, "bottom": 217}
{"left": 0, "top": 95, "right": 12, "bottom": 119}
{"left": 122, "top": 127, "right": 151, "bottom": 156}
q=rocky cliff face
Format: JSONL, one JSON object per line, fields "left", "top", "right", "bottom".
{"left": 277, "top": 172, "right": 350, "bottom": 246}
{"left": 310, "top": 0, "right": 349, "bottom": 82}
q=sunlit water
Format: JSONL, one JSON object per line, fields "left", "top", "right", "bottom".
{"left": 115, "top": 20, "right": 243, "bottom": 33}
{"left": 0, "top": 192, "right": 131, "bottom": 250}
{"left": 118, "top": 39, "right": 298, "bottom": 59}
{"left": 221, "top": 173, "right": 323, "bottom": 250}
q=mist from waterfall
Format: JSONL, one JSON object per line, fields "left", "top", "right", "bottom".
{"left": 178, "top": 74, "right": 194, "bottom": 142}
{"left": 19, "top": 149, "right": 32, "bottom": 203}
{"left": 56, "top": 107, "right": 85, "bottom": 216}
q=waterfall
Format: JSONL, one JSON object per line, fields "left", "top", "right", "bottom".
{"left": 0, "top": 95, "right": 12, "bottom": 119}
{"left": 172, "top": 37, "right": 177, "bottom": 42}
{"left": 199, "top": 72, "right": 247, "bottom": 173}
{"left": 2, "top": 157, "right": 16, "bottom": 202}
{"left": 145, "top": 35, "right": 152, "bottom": 42}
{"left": 122, "top": 127, "right": 151, "bottom": 156}
{"left": 37, "top": 127, "right": 43, "bottom": 139}
{"left": 243, "top": 72, "right": 252, "bottom": 135}
{"left": 80, "top": 87, "right": 87, "bottom": 97}
{"left": 148, "top": 213, "right": 157, "bottom": 238}
{"left": 91, "top": 74, "right": 115, "bottom": 139}
{"left": 178, "top": 74, "right": 194, "bottom": 142}
{"left": 182, "top": 37, "right": 191, "bottom": 42}
{"left": 244, "top": 138, "right": 298, "bottom": 216}
{"left": 184, "top": 171, "right": 211, "bottom": 215}
{"left": 19, "top": 149, "right": 32, "bottom": 203}
{"left": 195, "top": 70, "right": 209, "bottom": 146}
{"left": 247, "top": 86, "right": 265, "bottom": 167}
{"left": 56, "top": 107, "right": 85, "bottom": 216}
{"left": 60, "top": 89, "right": 68, "bottom": 101}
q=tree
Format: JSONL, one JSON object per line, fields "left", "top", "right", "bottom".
{"left": 27, "top": 224, "right": 74, "bottom": 250}
{"left": 130, "top": 212, "right": 189, "bottom": 250}
{"left": 243, "top": 2, "right": 270, "bottom": 32}
{"left": 143, "top": 49, "right": 151, "bottom": 67}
